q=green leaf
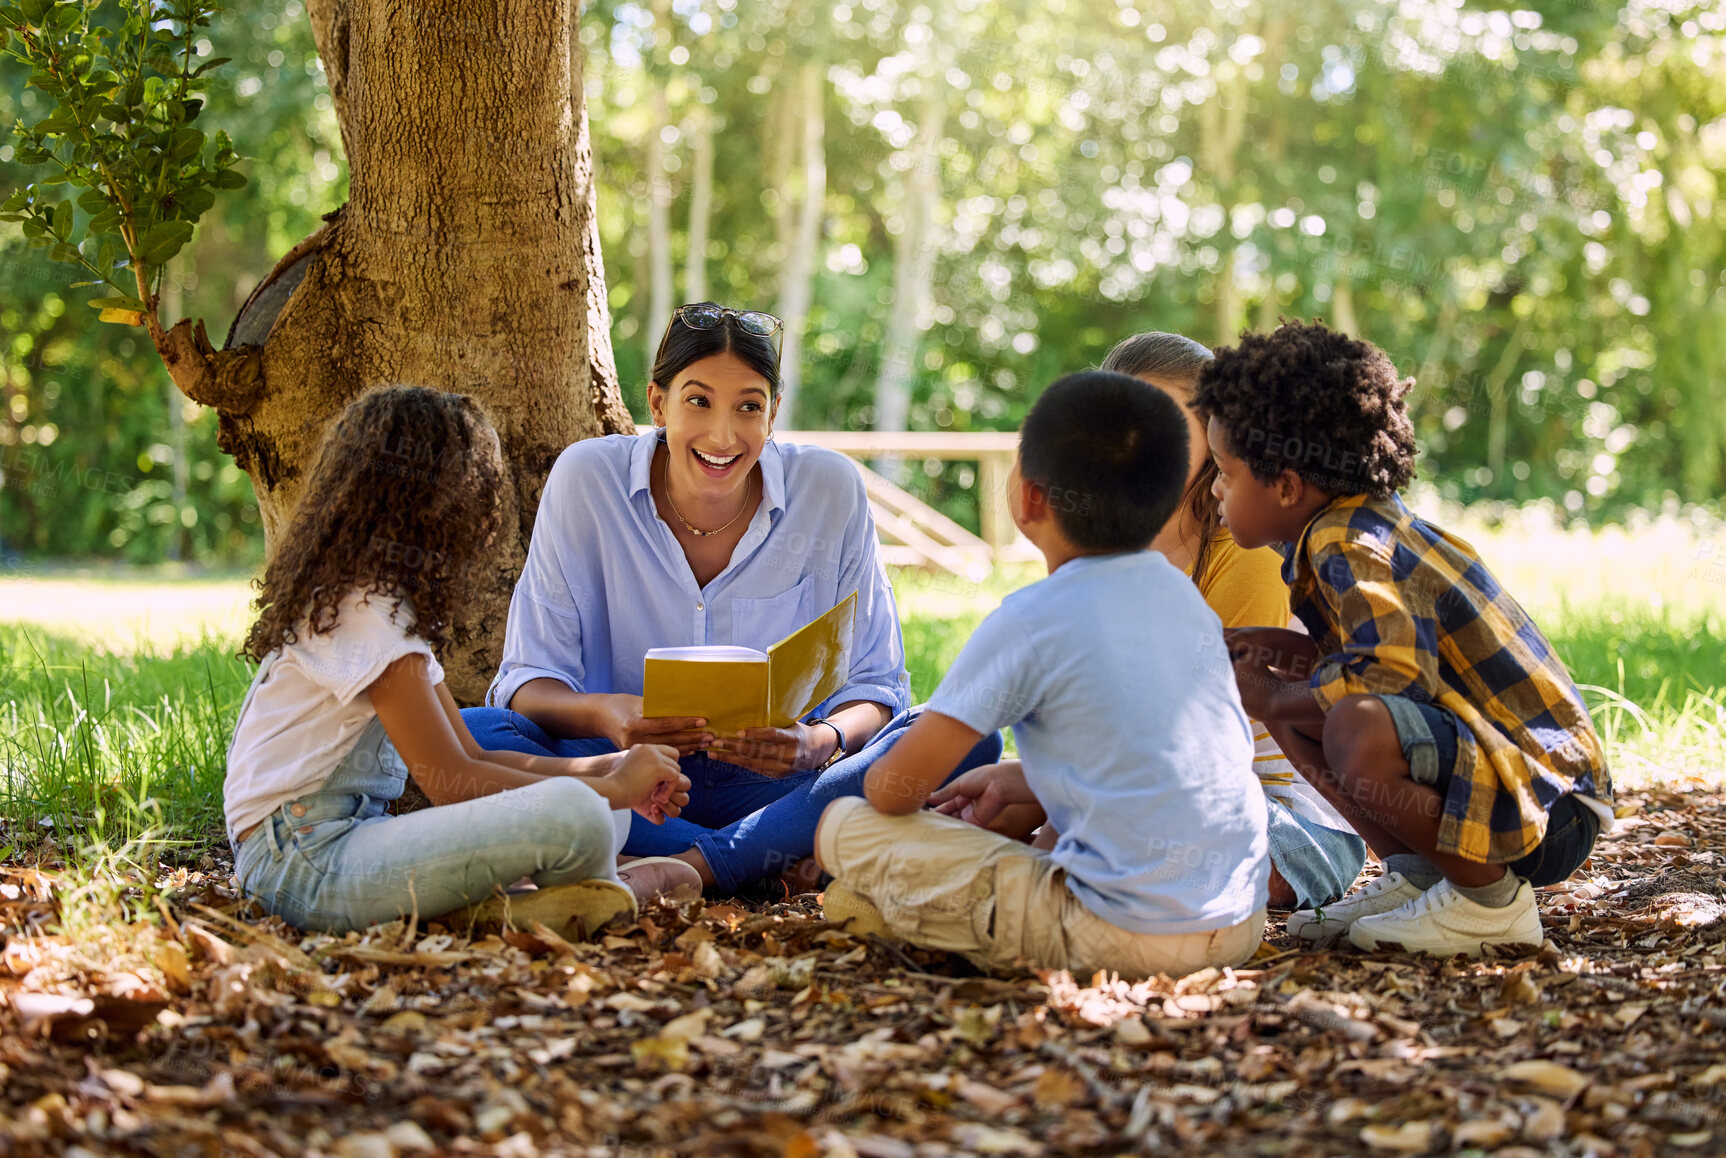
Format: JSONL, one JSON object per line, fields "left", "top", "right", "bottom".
{"left": 191, "top": 56, "right": 228, "bottom": 76}
{"left": 170, "top": 126, "right": 204, "bottom": 160}
{"left": 51, "top": 198, "right": 71, "bottom": 237}
{"left": 19, "top": 0, "right": 50, "bottom": 24}
{"left": 48, "top": 241, "right": 82, "bottom": 264}
{"left": 136, "top": 217, "right": 194, "bottom": 265}
{"left": 77, "top": 186, "right": 108, "bottom": 213}
{"left": 176, "top": 185, "right": 214, "bottom": 218}
{"left": 87, "top": 294, "right": 145, "bottom": 311}
{"left": 209, "top": 167, "right": 246, "bottom": 189}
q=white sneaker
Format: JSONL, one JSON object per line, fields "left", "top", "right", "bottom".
{"left": 1285, "top": 872, "right": 1427, "bottom": 941}
{"left": 1349, "top": 878, "right": 1543, "bottom": 957}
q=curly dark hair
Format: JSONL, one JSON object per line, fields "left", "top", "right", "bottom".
{"left": 242, "top": 385, "right": 504, "bottom": 663}
{"left": 1192, "top": 319, "right": 1418, "bottom": 498}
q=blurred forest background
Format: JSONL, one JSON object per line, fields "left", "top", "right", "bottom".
{"left": 2, "top": 0, "right": 1722, "bottom": 565}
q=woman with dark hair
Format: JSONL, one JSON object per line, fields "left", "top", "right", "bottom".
{"left": 462, "top": 303, "right": 1002, "bottom": 897}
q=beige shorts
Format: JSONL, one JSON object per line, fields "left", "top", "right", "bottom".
{"left": 817, "top": 797, "right": 1267, "bottom": 980}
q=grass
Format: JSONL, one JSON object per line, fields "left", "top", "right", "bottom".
{"left": 0, "top": 622, "right": 251, "bottom": 862}
{"left": 1, "top": 510, "right": 1721, "bottom": 865}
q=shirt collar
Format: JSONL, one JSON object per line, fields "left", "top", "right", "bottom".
{"left": 628, "top": 428, "right": 661, "bottom": 497}
{"left": 628, "top": 427, "right": 787, "bottom": 516}
{"left": 758, "top": 439, "right": 786, "bottom": 515}
{"left": 1279, "top": 492, "right": 1374, "bottom": 587}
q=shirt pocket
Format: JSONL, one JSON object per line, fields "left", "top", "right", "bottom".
{"left": 731, "top": 574, "right": 816, "bottom": 647}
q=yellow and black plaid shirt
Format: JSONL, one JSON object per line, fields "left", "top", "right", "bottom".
{"left": 1282, "top": 494, "right": 1610, "bottom": 864}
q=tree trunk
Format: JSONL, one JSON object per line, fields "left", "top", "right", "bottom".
{"left": 160, "top": 275, "right": 190, "bottom": 562}
{"left": 774, "top": 60, "right": 826, "bottom": 429}
{"left": 1480, "top": 315, "right": 1530, "bottom": 492}
{"left": 1331, "top": 276, "right": 1358, "bottom": 337}
{"left": 163, "top": 0, "right": 630, "bottom": 703}
{"left": 684, "top": 110, "right": 713, "bottom": 305}
{"left": 1199, "top": 54, "right": 1248, "bottom": 347}
{"left": 872, "top": 94, "right": 945, "bottom": 469}
{"left": 644, "top": 87, "right": 675, "bottom": 373}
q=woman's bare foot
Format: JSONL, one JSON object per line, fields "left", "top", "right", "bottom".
{"left": 779, "top": 854, "right": 825, "bottom": 896}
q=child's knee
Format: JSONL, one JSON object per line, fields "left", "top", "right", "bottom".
{"left": 526, "top": 777, "right": 613, "bottom": 846}
{"left": 1321, "top": 695, "right": 1402, "bottom": 780}
{"left": 814, "top": 796, "right": 870, "bottom": 873}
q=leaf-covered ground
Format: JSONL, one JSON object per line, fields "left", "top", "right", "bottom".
{"left": 4, "top": 787, "right": 1725, "bottom": 1158}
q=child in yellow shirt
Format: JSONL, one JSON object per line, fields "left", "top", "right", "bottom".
{"left": 1102, "top": 332, "right": 1368, "bottom": 910}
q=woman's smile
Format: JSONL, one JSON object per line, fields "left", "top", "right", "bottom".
{"left": 692, "top": 447, "right": 744, "bottom": 476}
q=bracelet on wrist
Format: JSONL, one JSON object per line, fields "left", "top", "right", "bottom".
{"left": 809, "top": 718, "right": 847, "bottom": 770}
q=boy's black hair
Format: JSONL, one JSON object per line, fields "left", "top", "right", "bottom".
{"left": 1019, "top": 370, "right": 1190, "bottom": 552}
{"left": 1192, "top": 319, "right": 1417, "bottom": 498}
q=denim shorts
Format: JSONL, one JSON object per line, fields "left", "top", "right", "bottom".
{"left": 1374, "top": 694, "right": 1600, "bottom": 887}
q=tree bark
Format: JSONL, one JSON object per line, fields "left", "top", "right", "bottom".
{"left": 773, "top": 60, "right": 826, "bottom": 429}
{"left": 171, "top": 0, "right": 631, "bottom": 702}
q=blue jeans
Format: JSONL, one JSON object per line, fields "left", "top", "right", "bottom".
{"left": 1375, "top": 693, "right": 1600, "bottom": 887}
{"left": 233, "top": 719, "right": 623, "bottom": 934}
{"left": 461, "top": 705, "right": 1006, "bottom": 892}
{"left": 1263, "top": 801, "right": 1368, "bottom": 909}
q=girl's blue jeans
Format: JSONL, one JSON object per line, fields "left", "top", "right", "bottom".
{"left": 461, "top": 705, "right": 1006, "bottom": 893}
{"left": 233, "top": 718, "right": 623, "bottom": 934}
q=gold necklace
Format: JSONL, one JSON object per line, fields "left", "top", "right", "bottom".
{"left": 662, "top": 453, "right": 753, "bottom": 537}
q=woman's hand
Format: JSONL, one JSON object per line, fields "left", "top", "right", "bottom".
{"left": 927, "top": 761, "right": 1045, "bottom": 838}
{"left": 707, "top": 721, "right": 835, "bottom": 777}
{"left": 599, "top": 743, "right": 691, "bottom": 824}
{"left": 588, "top": 692, "right": 713, "bottom": 757}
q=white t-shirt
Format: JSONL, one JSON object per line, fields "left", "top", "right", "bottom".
{"left": 1250, "top": 724, "right": 1355, "bottom": 831}
{"left": 224, "top": 592, "right": 443, "bottom": 843}
{"left": 927, "top": 552, "right": 1269, "bottom": 936}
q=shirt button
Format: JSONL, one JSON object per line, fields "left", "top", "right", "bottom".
{"left": 696, "top": 601, "right": 705, "bottom": 611}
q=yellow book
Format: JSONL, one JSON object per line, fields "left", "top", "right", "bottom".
{"left": 642, "top": 592, "right": 858, "bottom": 735}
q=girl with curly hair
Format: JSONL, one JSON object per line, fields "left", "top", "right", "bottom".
{"left": 224, "top": 386, "right": 694, "bottom": 941}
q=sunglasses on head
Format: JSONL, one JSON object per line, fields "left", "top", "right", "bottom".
{"left": 669, "top": 303, "right": 784, "bottom": 352}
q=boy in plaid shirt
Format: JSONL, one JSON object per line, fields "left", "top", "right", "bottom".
{"left": 1195, "top": 320, "right": 1612, "bottom": 957}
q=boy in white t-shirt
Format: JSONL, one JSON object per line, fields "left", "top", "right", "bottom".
{"left": 814, "top": 371, "right": 1270, "bottom": 979}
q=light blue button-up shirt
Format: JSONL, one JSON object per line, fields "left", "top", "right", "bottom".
{"left": 487, "top": 431, "right": 911, "bottom": 719}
